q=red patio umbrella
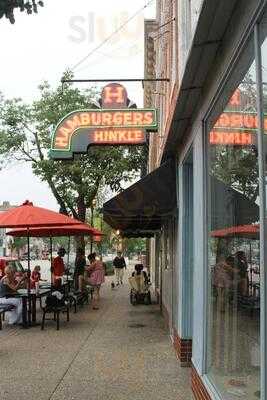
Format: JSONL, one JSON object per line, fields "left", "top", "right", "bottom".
{"left": 0, "top": 200, "right": 83, "bottom": 325}
{"left": 210, "top": 224, "right": 259, "bottom": 239}
{"left": 0, "top": 200, "right": 83, "bottom": 228}
{"left": 6, "top": 223, "right": 96, "bottom": 237}
{"left": 91, "top": 227, "right": 104, "bottom": 242}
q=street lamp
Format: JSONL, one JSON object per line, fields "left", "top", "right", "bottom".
{"left": 90, "top": 198, "right": 96, "bottom": 253}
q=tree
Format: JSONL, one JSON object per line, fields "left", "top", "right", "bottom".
{"left": 7, "top": 237, "right": 27, "bottom": 257}
{"left": 0, "top": 1, "right": 44, "bottom": 24}
{"left": 123, "top": 237, "right": 146, "bottom": 257}
{"left": 210, "top": 145, "right": 259, "bottom": 201}
{"left": 0, "top": 72, "right": 145, "bottom": 232}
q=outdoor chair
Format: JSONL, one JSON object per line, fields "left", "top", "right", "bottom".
{"left": 0, "top": 304, "right": 15, "bottom": 330}
{"left": 41, "top": 296, "right": 70, "bottom": 331}
{"left": 68, "top": 288, "right": 91, "bottom": 313}
{"left": 86, "top": 285, "right": 94, "bottom": 300}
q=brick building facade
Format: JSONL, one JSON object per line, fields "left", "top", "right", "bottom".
{"left": 143, "top": 1, "right": 267, "bottom": 399}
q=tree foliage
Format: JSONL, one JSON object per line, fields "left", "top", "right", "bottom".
{"left": 0, "top": 72, "right": 145, "bottom": 224}
{"left": 210, "top": 145, "right": 259, "bottom": 201}
{"left": 7, "top": 237, "right": 27, "bottom": 257}
{"left": 123, "top": 237, "right": 146, "bottom": 257}
{"left": 0, "top": 1, "right": 44, "bottom": 24}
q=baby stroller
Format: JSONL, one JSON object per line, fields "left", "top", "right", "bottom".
{"left": 128, "top": 264, "right": 151, "bottom": 306}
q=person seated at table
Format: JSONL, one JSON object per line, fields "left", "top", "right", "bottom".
{"left": 0, "top": 265, "right": 27, "bottom": 325}
{"left": 30, "top": 265, "right": 46, "bottom": 289}
{"left": 51, "top": 247, "right": 66, "bottom": 288}
{"left": 74, "top": 247, "right": 86, "bottom": 292}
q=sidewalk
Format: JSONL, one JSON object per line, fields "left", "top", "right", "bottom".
{"left": 0, "top": 276, "right": 191, "bottom": 400}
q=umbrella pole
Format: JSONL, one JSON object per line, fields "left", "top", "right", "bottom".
{"left": 50, "top": 236, "right": 53, "bottom": 289}
{"left": 249, "top": 241, "right": 253, "bottom": 296}
{"left": 67, "top": 236, "right": 70, "bottom": 284}
{"left": 27, "top": 228, "right": 31, "bottom": 326}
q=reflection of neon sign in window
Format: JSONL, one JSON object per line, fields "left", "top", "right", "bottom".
{"left": 210, "top": 131, "right": 252, "bottom": 145}
{"left": 210, "top": 111, "right": 267, "bottom": 146}
{"left": 214, "top": 112, "right": 267, "bottom": 130}
{"left": 228, "top": 89, "right": 241, "bottom": 106}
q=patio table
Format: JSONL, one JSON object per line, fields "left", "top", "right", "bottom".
{"left": 17, "top": 288, "right": 51, "bottom": 327}
{"left": 40, "top": 281, "right": 72, "bottom": 295}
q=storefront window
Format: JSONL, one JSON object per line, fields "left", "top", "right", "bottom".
{"left": 259, "top": 20, "right": 267, "bottom": 400}
{"left": 206, "top": 54, "right": 261, "bottom": 398}
{"left": 260, "top": 23, "right": 267, "bottom": 220}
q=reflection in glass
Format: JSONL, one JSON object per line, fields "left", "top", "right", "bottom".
{"left": 207, "top": 60, "right": 261, "bottom": 399}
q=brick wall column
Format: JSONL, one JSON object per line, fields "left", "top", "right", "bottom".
{"left": 191, "top": 365, "right": 212, "bottom": 400}
{"left": 173, "top": 328, "right": 192, "bottom": 367}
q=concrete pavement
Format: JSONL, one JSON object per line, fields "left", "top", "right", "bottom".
{"left": 0, "top": 275, "right": 191, "bottom": 400}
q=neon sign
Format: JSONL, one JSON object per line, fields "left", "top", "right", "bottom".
{"left": 93, "top": 129, "right": 145, "bottom": 144}
{"left": 50, "top": 83, "right": 158, "bottom": 159}
{"left": 53, "top": 110, "right": 156, "bottom": 150}
{"left": 101, "top": 84, "right": 127, "bottom": 107}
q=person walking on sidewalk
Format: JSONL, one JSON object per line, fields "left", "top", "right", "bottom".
{"left": 113, "top": 251, "right": 126, "bottom": 285}
{"left": 74, "top": 247, "right": 86, "bottom": 292}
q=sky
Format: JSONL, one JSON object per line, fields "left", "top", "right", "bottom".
{"left": 0, "top": 0, "right": 155, "bottom": 211}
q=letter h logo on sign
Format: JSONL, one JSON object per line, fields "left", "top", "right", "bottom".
{"left": 101, "top": 83, "right": 128, "bottom": 109}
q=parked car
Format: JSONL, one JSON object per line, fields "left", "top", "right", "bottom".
{"left": 0, "top": 257, "right": 26, "bottom": 279}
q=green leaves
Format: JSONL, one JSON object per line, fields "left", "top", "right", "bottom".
{"left": 0, "top": 1, "right": 44, "bottom": 24}
{"left": 0, "top": 75, "right": 146, "bottom": 222}
{"left": 210, "top": 145, "right": 259, "bottom": 201}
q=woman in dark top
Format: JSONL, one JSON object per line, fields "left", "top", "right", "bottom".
{"left": 74, "top": 248, "right": 86, "bottom": 292}
{"left": 234, "top": 251, "right": 249, "bottom": 296}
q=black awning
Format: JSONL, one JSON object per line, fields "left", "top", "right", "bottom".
{"left": 103, "top": 159, "right": 259, "bottom": 237}
{"left": 210, "top": 177, "right": 259, "bottom": 230}
{"left": 103, "top": 160, "right": 177, "bottom": 235}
